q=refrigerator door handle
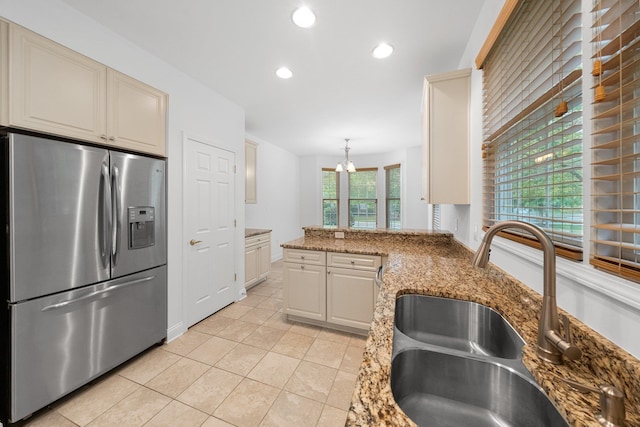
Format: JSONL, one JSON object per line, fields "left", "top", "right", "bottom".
{"left": 40, "top": 275, "right": 155, "bottom": 311}
{"left": 111, "top": 163, "right": 121, "bottom": 266}
{"left": 99, "top": 163, "right": 112, "bottom": 269}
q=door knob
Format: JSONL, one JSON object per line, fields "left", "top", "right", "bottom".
{"left": 189, "top": 239, "right": 202, "bottom": 246}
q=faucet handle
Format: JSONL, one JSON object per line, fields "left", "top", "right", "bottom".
{"left": 545, "top": 315, "right": 583, "bottom": 361}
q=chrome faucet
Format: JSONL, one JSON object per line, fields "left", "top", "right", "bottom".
{"left": 472, "top": 220, "right": 582, "bottom": 364}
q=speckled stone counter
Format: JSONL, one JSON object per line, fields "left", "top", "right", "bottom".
{"left": 282, "top": 227, "right": 640, "bottom": 427}
{"left": 245, "top": 228, "right": 271, "bottom": 238}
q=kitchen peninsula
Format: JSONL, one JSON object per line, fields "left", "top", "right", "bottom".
{"left": 283, "top": 226, "right": 640, "bottom": 426}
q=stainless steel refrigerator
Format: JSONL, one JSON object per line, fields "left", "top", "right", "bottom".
{"left": 0, "top": 132, "right": 167, "bottom": 424}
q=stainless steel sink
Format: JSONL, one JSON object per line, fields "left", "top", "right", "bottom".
{"left": 394, "top": 294, "right": 525, "bottom": 359}
{"left": 391, "top": 349, "right": 570, "bottom": 427}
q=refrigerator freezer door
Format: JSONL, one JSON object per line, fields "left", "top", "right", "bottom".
{"left": 110, "top": 151, "right": 166, "bottom": 278}
{"left": 9, "top": 134, "right": 110, "bottom": 302}
{"left": 10, "top": 266, "right": 167, "bottom": 423}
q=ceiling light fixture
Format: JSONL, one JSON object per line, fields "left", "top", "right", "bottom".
{"left": 372, "top": 43, "right": 393, "bottom": 59}
{"left": 336, "top": 139, "right": 356, "bottom": 173}
{"left": 275, "top": 67, "right": 293, "bottom": 79}
{"left": 292, "top": 7, "right": 316, "bottom": 28}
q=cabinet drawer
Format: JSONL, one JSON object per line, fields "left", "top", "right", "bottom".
{"left": 283, "top": 248, "right": 326, "bottom": 266}
{"left": 246, "top": 233, "right": 270, "bottom": 248}
{"left": 327, "top": 252, "right": 381, "bottom": 271}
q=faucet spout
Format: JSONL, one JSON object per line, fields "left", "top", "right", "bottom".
{"left": 472, "top": 220, "right": 582, "bottom": 364}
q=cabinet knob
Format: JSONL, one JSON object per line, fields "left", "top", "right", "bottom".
{"left": 351, "top": 260, "right": 355, "bottom": 264}
{"left": 100, "top": 134, "right": 107, "bottom": 140}
{"left": 109, "top": 136, "right": 115, "bottom": 141}
{"left": 301, "top": 265, "right": 305, "bottom": 270}
{"left": 301, "top": 256, "right": 305, "bottom": 259}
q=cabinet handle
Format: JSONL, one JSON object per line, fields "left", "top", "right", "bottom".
{"left": 109, "top": 136, "right": 115, "bottom": 141}
{"left": 100, "top": 134, "right": 107, "bottom": 140}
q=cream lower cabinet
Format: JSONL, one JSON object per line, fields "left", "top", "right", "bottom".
{"left": 283, "top": 248, "right": 382, "bottom": 332}
{"left": 7, "top": 22, "right": 167, "bottom": 157}
{"left": 245, "top": 232, "right": 271, "bottom": 289}
{"left": 327, "top": 252, "right": 381, "bottom": 330}
{"left": 283, "top": 249, "right": 327, "bottom": 321}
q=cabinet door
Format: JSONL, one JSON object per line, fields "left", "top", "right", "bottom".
{"left": 107, "top": 69, "right": 167, "bottom": 157}
{"left": 326, "top": 267, "right": 376, "bottom": 330}
{"left": 422, "top": 68, "right": 470, "bottom": 204}
{"left": 245, "top": 245, "right": 259, "bottom": 286}
{"left": 283, "top": 262, "right": 326, "bottom": 321}
{"left": 245, "top": 140, "right": 257, "bottom": 204}
{"left": 9, "top": 24, "right": 107, "bottom": 143}
{"left": 0, "top": 19, "right": 8, "bottom": 126}
{"left": 258, "top": 240, "right": 271, "bottom": 278}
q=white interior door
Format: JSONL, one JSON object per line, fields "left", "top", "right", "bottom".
{"left": 184, "top": 136, "right": 236, "bottom": 328}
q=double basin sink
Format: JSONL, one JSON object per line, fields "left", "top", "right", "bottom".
{"left": 391, "top": 294, "right": 569, "bottom": 426}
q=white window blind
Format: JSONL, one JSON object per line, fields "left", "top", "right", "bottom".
{"left": 481, "top": 0, "right": 583, "bottom": 260}
{"left": 590, "top": 0, "right": 640, "bottom": 280}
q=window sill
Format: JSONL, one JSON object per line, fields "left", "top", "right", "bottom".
{"left": 490, "top": 237, "right": 640, "bottom": 311}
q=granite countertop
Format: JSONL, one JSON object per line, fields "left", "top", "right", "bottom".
{"left": 245, "top": 228, "right": 271, "bottom": 238}
{"left": 281, "top": 229, "right": 640, "bottom": 427}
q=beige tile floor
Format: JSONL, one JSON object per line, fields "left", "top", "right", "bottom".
{"left": 22, "top": 260, "right": 365, "bottom": 427}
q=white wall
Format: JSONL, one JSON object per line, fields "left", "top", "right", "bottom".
{"left": 299, "top": 147, "right": 429, "bottom": 229}
{"left": 245, "top": 134, "right": 302, "bottom": 260}
{"left": 455, "top": 0, "right": 640, "bottom": 358}
{"left": 0, "top": 0, "right": 246, "bottom": 342}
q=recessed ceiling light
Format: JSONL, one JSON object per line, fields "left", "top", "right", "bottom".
{"left": 276, "top": 67, "right": 293, "bottom": 79}
{"left": 372, "top": 43, "right": 394, "bottom": 59}
{"left": 292, "top": 7, "right": 316, "bottom": 28}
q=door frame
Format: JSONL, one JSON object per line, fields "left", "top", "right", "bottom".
{"left": 181, "top": 132, "right": 245, "bottom": 331}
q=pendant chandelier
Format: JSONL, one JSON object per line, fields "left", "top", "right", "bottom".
{"left": 336, "top": 138, "right": 356, "bottom": 173}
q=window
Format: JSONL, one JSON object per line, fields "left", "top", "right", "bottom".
{"left": 322, "top": 169, "right": 339, "bottom": 227}
{"left": 590, "top": 0, "right": 640, "bottom": 280}
{"left": 349, "top": 168, "right": 377, "bottom": 229}
{"left": 480, "top": 0, "right": 583, "bottom": 260}
{"left": 385, "top": 164, "right": 401, "bottom": 229}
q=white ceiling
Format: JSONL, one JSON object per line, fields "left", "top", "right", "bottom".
{"left": 59, "top": 0, "right": 486, "bottom": 156}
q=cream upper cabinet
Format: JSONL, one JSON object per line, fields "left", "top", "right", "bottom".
{"left": 245, "top": 140, "right": 257, "bottom": 204}
{"left": 0, "top": 19, "right": 9, "bottom": 126}
{"left": 421, "top": 68, "right": 471, "bottom": 204}
{"left": 7, "top": 22, "right": 167, "bottom": 157}
{"left": 9, "top": 23, "right": 107, "bottom": 142}
{"left": 107, "top": 69, "right": 167, "bottom": 156}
